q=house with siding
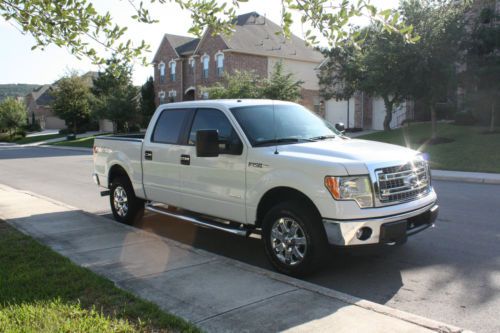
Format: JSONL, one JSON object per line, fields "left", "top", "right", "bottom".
{"left": 152, "top": 12, "right": 324, "bottom": 113}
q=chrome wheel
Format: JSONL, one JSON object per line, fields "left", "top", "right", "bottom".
{"left": 113, "top": 186, "right": 129, "bottom": 217}
{"left": 271, "top": 217, "right": 307, "bottom": 266}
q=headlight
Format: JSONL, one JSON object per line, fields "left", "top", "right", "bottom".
{"left": 324, "top": 176, "right": 374, "bottom": 208}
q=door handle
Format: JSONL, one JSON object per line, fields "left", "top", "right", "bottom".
{"left": 180, "top": 154, "right": 190, "bottom": 165}
{"left": 144, "top": 150, "right": 153, "bottom": 160}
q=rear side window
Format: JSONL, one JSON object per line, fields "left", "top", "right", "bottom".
{"left": 152, "top": 109, "right": 191, "bottom": 144}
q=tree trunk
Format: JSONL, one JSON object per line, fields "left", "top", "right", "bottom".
{"left": 430, "top": 104, "right": 437, "bottom": 140}
{"left": 490, "top": 101, "right": 496, "bottom": 133}
{"left": 383, "top": 97, "right": 394, "bottom": 131}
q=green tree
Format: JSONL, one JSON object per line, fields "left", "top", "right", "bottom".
{"left": 0, "top": 1, "right": 415, "bottom": 68}
{"left": 51, "top": 74, "right": 92, "bottom": 133}
{"left": 462, "top": 7, "right": 500, "bottom": 132}
{"left": 319, "top": 0, "right": 467, "bottom": 133}
{"left": 140, "top": 76, "right": 156, "bottom": 127}
{"left": 261, "top": 61, "right": 304, "bottom": 101}
{"left": 401, "top": 0, "right": 467, "bottom": 140}
{"left": 320, "top": 27, "right": 416, "bottom": 130}
{"left": 202, "top": 71, "right": 262, "bottom": 99}
{"left": 92, "top": 60, "right": 139, "bottom": 133}
{"left": 0, "top": 97, "right": 26, "bottom": 139}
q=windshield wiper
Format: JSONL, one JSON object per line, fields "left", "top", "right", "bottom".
{"left": 309, "top": 135, "right": 336, "bottom": 141}
{"left": 253, "top": 137, "right": 315, "bottom": 147}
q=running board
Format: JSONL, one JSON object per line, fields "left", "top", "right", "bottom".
{"left": 145, "top": 204, "right": 251, "bottom": 237}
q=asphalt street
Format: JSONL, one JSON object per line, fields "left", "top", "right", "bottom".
{"left": 0, "top": 145, "right": 498, "bottom": 333}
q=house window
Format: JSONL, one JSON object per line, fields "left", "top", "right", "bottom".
{"left": 159, "top": 91, "right": 166, "bottom": 104}
{"left": 215, "top": 52, "right": 224, "bottom": 77}
{"left": 188, "top": 57, "right": 195, "bottom": 74}
{"left": 168, "top": 90, "right": 177, "bottom": 102}
{"left": 159, "top": 62, "right": 166, "bottom": 84}
{"left": 202, "top": 54, "right": 209, "bottom": 79}
{"left": 169, "top": 60, "right": 176, "bottom": 82}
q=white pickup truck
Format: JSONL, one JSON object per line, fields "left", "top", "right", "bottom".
{"left": 93, "top": 99, "right": 438, "bottom": 276}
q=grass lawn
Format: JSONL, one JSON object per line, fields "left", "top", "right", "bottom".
{"left": 49, "top": 135, "right": 96, "bottom": 148}
{"left": 358, "top": 123, "right": 500, "bottom": 173}
{"left": 0, "top": 221, "right": 199, "bottom": 333}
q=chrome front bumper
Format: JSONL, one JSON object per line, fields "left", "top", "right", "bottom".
{"left": 323, "top": 202, "right": 439, "bottom": 246}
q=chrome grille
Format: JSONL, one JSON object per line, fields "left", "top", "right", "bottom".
{"left": 375, "top": 160, "right": 430, "bottom": 204}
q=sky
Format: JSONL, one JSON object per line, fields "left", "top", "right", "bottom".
{"left": 0, "top": 0, "right": 398, "bottom": 86}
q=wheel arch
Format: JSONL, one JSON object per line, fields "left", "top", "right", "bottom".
{"left": 255, "top": 186, "right": 322, "bottom": 227}
{"left": 108, "top": 164, "right": 131, "bottom": 187}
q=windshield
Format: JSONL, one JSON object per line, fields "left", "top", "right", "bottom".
{"left": 230, "top": 104, "right": 340, "bottom": 146}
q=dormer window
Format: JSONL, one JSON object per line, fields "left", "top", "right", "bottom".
{"left": 159, "top": 62, "right": 166, "bottom": 83}
{"left": 169, "top": 60, "right": 176, "bottom": 82}
{"left": 215, "top": 51, "right": 224, "bottom": 77}
{"left": 202, "top": 54, "right": 209, "bottom": 79}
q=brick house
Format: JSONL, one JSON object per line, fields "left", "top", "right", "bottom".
{"left": 152, "top": 12, "right": 324, "bottom": 113}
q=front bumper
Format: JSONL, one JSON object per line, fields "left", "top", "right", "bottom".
{"left": 322, "top": 202, "right": 439, "bottom": 246}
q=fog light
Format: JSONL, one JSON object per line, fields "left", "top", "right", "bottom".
{"left": 356, "top": 227, "right": 372, "bottom": 241}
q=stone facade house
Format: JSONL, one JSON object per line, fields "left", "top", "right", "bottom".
{"left": 152, "top": 12, "right": 324, "bottom": 113}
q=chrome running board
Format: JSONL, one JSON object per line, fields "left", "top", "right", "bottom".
{"left": 145, "top": 204, "right": 251, "bottom": 237}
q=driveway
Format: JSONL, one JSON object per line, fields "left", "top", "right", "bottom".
{"left": 0, "top": 145, "right": 499, "bottom": 332}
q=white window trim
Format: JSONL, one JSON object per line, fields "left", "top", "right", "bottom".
{"left": 201, "top": 53, "right": 209, "bottom": 69}
{"left": 214, "top": 51, "right": 224, "bottom": 67}
{"left": 168, "top": 90, "right": 177, "bottom": 97}
{"left": 188, "top": 57, "right": 196, "bottom": 68}
{"left": 169, "top": 60, "right": 176, "bottom": 74}
{"left": 158, "top": 62, "right": 166, "bottom": 75}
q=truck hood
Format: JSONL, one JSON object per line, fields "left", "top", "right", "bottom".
{"left": 279, "top": 138, "right": 419, "bottom": 175}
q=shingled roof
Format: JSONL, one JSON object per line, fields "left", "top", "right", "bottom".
{"left": 154, "top": 12, "right": 323, "bottom": 63}
{"left": 223, "top": 12, "right": 323, "bottom": 63}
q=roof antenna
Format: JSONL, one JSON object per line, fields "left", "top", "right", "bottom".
{"left": 273, "top": 101, "right": 279, "bottom": 155}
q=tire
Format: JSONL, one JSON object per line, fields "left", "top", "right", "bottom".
{"left": 109, "top": 176, "right": 144, "bottom": 225}
{"left": 262, "top": 200, "right": 329, "bottom": 277}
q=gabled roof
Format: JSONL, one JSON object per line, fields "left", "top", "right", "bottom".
{"left": 153, "top": 12, "right": 323, "bottom": 63}
{"left": 223, "top": 12, "right": 323, "bottom": 63}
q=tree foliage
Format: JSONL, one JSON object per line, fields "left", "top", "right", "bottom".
{"left": 461, "top": 6, "right": 500, "bottom": 132}
{"left": 92, "top": 60, "right": 139, "bottom": 133}
{"left": 0, "top": 97, "right": 27, "bottom": 138}
{"left": 202, "top": 62, "right": 303, "bottom": 101}
{"left": 51, "top": 74, "right": 93, "bottom": 133}
{"left": 0, "top": 0, "right": 416, "bottom": 69}
{"left": 319, "top": 0, "right": 468, "bottom": 132}
{"left": 140, "top": 76, "right": 156, "bottom": 127}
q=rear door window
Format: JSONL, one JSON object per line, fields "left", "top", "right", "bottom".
{"left": 152, "top": 109, "right": 192, "bottom": 144}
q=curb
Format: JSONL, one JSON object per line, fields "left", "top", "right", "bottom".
{"left": 37, "top": 144, "right": 93, "bottom": 152}
{"left": 431, "top": 170, "right": 500, "bottom": 185}
{"left": 0, "top": 183, "right": 470, "bottom": 333}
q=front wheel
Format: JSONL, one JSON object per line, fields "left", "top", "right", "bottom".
{"left": 109, "top": 176, "right": 144, "bottom": 225}
{"left": 262, "top": 200, "right": 328, "bottom": 276}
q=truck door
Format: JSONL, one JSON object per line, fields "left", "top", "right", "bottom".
{"left": 180, "top": 108, "right": 247, "bottom": 223}
{"left": 142, "top": 108, "right": 193, "bottom": 207}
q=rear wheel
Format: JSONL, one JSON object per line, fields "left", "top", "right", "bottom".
{"left": 262, "top": 200, "right": 328, "bottom": 276}
{"left": 109, "top": 176, "right": 144, "bottom": 225}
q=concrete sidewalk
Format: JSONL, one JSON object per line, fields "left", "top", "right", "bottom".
{"left": 0, "top": 184, "right": 469, "bottom": 333}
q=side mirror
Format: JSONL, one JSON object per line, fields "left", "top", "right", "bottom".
{"left": 196, "top": 130, "right": 219, "bottom": 157}
{"left": 335, "top": 122, "right": 345, "bottom": 133}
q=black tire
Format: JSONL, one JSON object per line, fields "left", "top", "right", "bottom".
{"left": 262, "top": 200, "right": 329, "bottom": 277}
{"left": 109, "top": 176, "right": 144, "bottom": 225}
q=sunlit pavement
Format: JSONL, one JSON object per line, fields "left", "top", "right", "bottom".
{"left": 0, "top": 145, "right": 499, "bottom": 332}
